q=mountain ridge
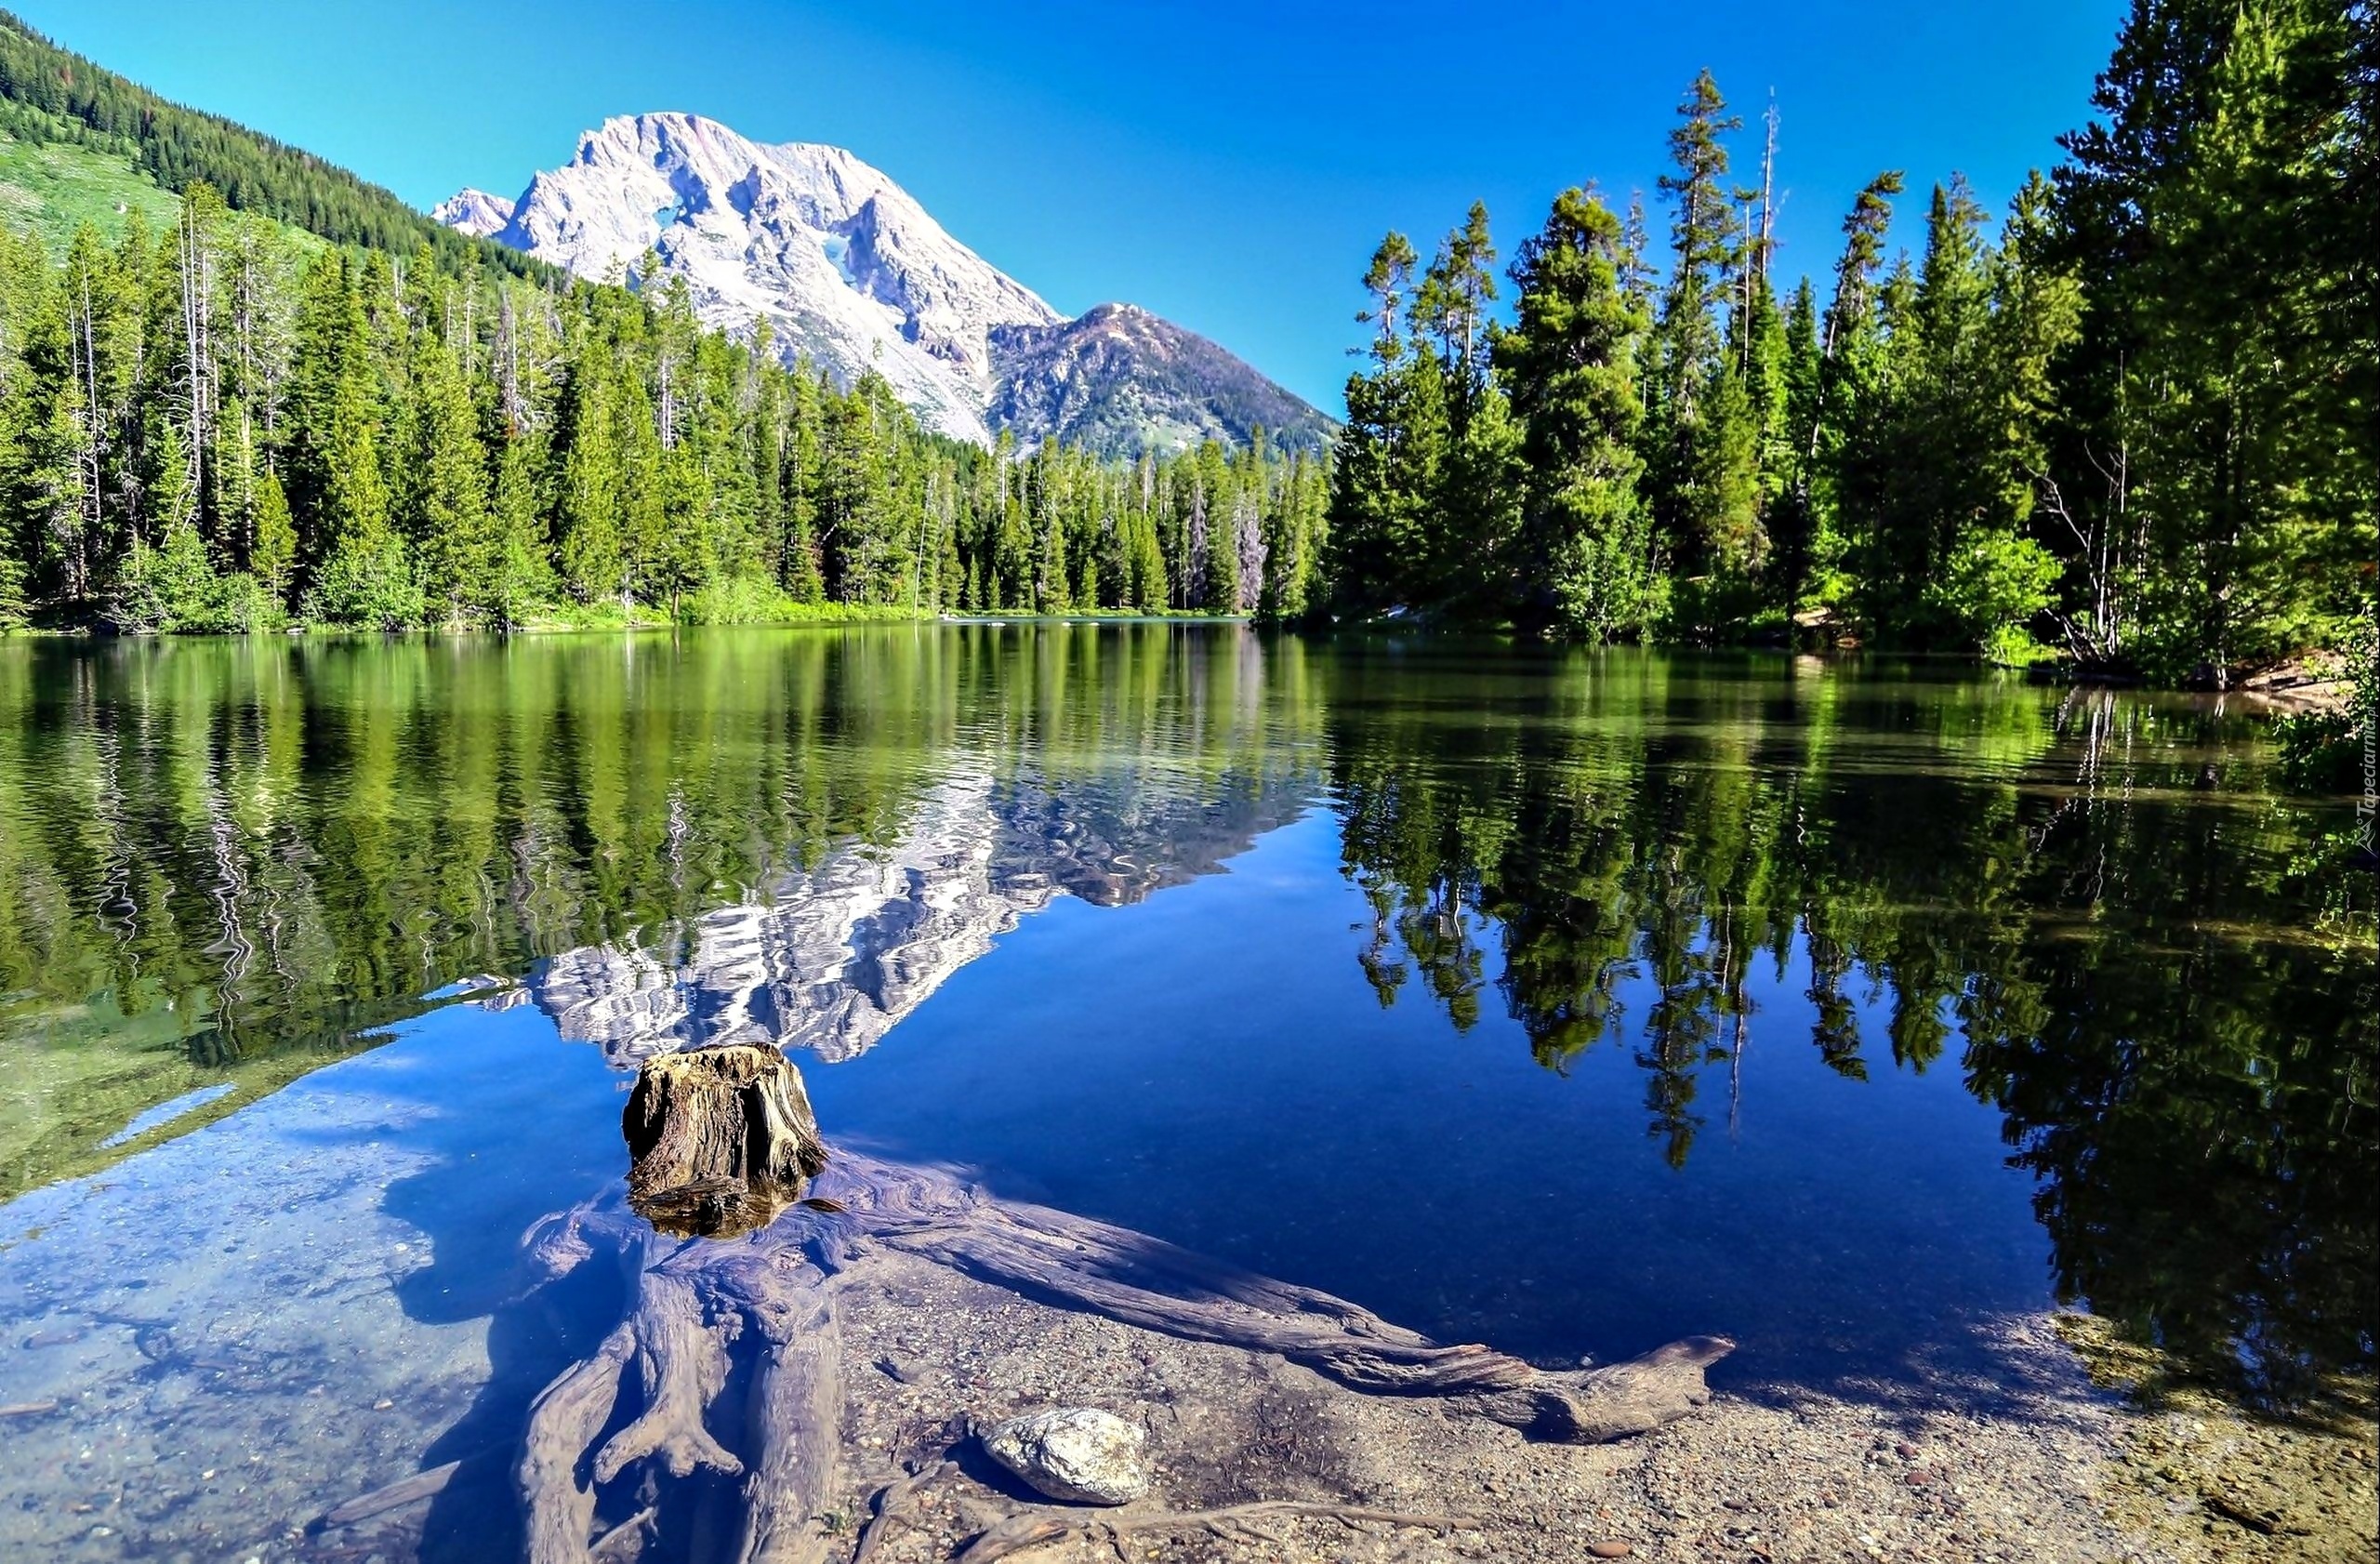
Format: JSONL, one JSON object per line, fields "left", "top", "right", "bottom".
{"left": 442, "top": 112, "right": 1331, "bottom": 457}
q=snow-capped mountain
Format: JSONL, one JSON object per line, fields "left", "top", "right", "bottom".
{"left": 439, "top": 113, "right": 1330, "bottom": 454}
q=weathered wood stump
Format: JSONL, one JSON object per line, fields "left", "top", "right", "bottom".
{"left": 483, "top": 1045, "right": 1739, "bottom": 1562}
{"left": 622, "top": 1043, "right": 827, "bottom": 1237}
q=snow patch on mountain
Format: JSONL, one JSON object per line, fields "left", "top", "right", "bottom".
{"left": 430, "top": 188, "right": 514, "bottom": 238}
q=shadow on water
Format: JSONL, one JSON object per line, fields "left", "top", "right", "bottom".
{"left": 342, "top": 1007, "right": 629, "bottom": 1562}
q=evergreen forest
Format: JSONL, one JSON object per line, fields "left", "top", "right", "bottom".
{"left": 1329, "top": 0, "right": 2373, "bottom": 685}
{"left": 0, "top": 13, "right": 1327, "bottom": 632}
{"left": 0, "top": 0, "right": 2370, "bottom": 694}
{"left": 0, "top": 192, "right": 1327, "bottom": 632}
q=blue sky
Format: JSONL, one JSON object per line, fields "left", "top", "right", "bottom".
{"left": 23, "top": 1, "right": 2122, "bottom": 413}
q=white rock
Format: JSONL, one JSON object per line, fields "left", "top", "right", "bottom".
{"left": 981, "top": 1407, "right": 1150, "bottom": 1505}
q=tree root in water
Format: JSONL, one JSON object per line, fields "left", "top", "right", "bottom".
{"left": 493, "top": 1045, "right": 1733, "bottom": 1562}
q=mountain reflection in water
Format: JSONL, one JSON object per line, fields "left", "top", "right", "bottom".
{"left": 0, "top": 625, "right": 2370, "bottom": 1415}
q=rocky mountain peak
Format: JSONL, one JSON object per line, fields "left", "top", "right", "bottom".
{"left": 438, "top": 113, "right": 1329, "bottom": 455}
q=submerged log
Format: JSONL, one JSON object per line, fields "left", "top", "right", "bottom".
{"left": 321, "top": 1459, "right": 465, "bottom": 1528}
{"left": 509, "top": 1044, "right": 1735, "bottom": 1562}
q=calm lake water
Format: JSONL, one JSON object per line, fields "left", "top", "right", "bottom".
{"left": 0, "top": 625, "right": 2372, "bottom": 1557}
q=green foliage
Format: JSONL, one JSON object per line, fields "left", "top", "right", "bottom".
{"left": 1320, "top": 28, "right": 2370, "bottom": 685}
{"left": 2046, "top": 0, "right": 2373, "bottom": 683}
{"left": 1645, "top": 70, "right": 1760, "bottom": 583}
{"left": 0, "top": 174, "right": 1312, "bottom": 635}
{"left": 1926, "top": 528, "right": 2063, "bottom": 662}
{"left": 1501, "top": 189, "right": 1659, "bottom": 638}
{"left": 2272, "top": 627, "right": 2379, "bottom": 792}
{"left": 1327, "top": 191, "right": 1661, "bottom": 639}
{"left": 304, "top": 528, "right": 423, "bottom": 630}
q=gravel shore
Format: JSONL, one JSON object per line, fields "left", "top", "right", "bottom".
{"left": 789, "top": 1253, "right": 2375, "bottom": 1564}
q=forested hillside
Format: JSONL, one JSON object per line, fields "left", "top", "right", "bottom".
{"left": 0, "top": 9, "right": 543, "bottom": 281}
{"left": 1329, "top": 0, "right": 2373, "bottom": 686}
{"left": 0, "top": 194, "right": 1326, "bottom": 630}
{"left": 0, "top": 14, "right": 1325, "bottom": 631}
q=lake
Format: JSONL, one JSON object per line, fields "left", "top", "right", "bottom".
{"left": 0, "top": 624, "right": 2371, "bottom": 1557}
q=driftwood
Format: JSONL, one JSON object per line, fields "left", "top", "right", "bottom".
{"left": 499, "top": 1044, "right": 1734, "bottom": 1563}
{"left": 321, "top": 1459, "right": 464, "bottom": 1527}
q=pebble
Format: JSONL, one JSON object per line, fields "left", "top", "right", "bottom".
{"left": 1585, "top": 1544, "right": 1633, "bottom": 1559}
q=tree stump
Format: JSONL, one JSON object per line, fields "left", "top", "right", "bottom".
{"left": 622, "top": 1043, "right": 828, "bottom": 1237}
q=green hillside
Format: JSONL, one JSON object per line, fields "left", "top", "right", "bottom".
{"left": 0, "top": 8, "right": 545, "bottom": 279}
{"left": 0, "top": 121, "right": 178, "bottom": 247}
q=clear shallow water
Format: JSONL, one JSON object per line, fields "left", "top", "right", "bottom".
{"left": 0, "top": 625, "right": 2372, "bottom": 1554}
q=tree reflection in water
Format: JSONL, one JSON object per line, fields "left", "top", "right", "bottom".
{"left": 1325, "top": 644, "right": 2375, "bottom": 1410}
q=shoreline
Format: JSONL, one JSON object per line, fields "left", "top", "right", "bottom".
{"left": 812, "top": 1265, "right": 2378, "bottom": 1564}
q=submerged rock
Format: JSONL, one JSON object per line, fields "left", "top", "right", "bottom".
{"left": 981, "top": 1407, "right": 1150, "bottom": 1504}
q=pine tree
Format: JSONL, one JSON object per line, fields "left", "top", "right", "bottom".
{"left": 251, "top": 464, "right": 295, "bottom": 606}
{"left": 1500, "top": 188, "right": 1658, "bottom": 638}
{"left": 401, "top": 328, "right": 497, "bottom": 624}
{"left": 1328, "top": 232, "right": 1435, "bottom": 617}
{"left": 1769, "top": 277, "right": 1829, "bottom": 616}
{"left": 297, "top": 254, "right": 417, "bottom": 628}
{"left": 1413, "top": 205, "right": 1526, "bottom": 619}
{"left": 2054, "top": 0, "right": 2374, "bottom": 681}
{"left": 554, "top": 341, "right": 626, "bottom": 605}
{"left": 780, "top": 364, "right": 826, "bottom": 603}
